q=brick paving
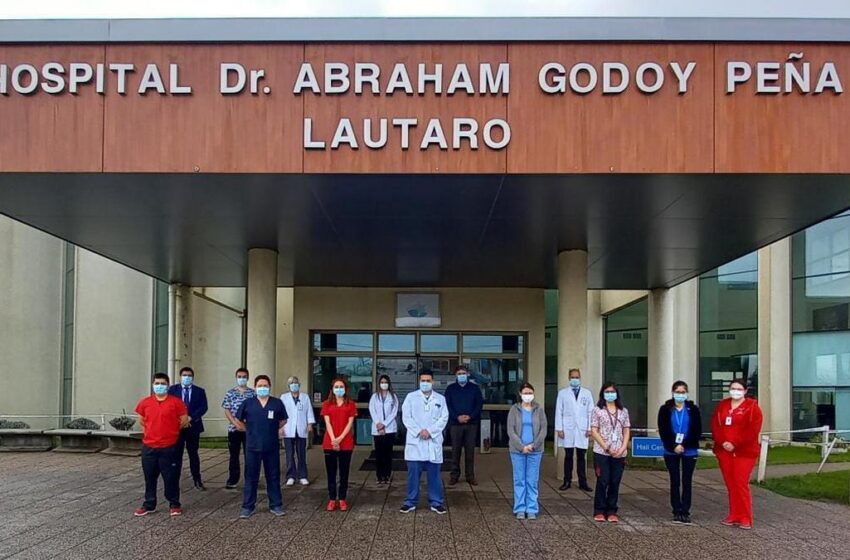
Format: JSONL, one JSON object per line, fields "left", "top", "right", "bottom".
{"left": 0, "top": 448, "right": 847, "bottom": 559}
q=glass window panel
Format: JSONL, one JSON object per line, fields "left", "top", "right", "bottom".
{"left": 604, "top": 299, "right": 648, "bottom": 427}
{"left": 311, "top": 356, "right": 373, "bottom": 404}
{"left": 420, "top": 333, "right": 458, "bottom": 353}
{"left": 419, "top": 356, "right": 459, "bottom": 393}
{"left": 699, "top": 276, "right": 758, "bottom": 332}
{"left": 605, "top": 299, "right": 648, "bottom": 331}
{"left": 312, "top": 332, "right": 374, "bottom": 352}
{"left": 463, "top": 357, "right": 524, "bottom": 405}
{"left": 376, "top": 357, "right": 419, "bottom": 403}
{"left": 462, "top": 334, "right": 523, "bottom": 354}
{"left": 378, "top": 333, "right": 415, "bottom": 353}
{"left": 792, "top": 331, "right": 850, "bottom": 387}
{"left": 792, "top": 389, "right": 836, "bottom": 432}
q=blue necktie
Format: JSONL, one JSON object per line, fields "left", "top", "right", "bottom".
{"left": 573, "top": 387, "right": 579, "bottom": 399}
{"left": 183, "top": 387, "right": 189, "bottom": 404}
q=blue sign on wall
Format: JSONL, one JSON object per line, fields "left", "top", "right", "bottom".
{"left": 631, "top": 436, "right": 665, "bottom": 458}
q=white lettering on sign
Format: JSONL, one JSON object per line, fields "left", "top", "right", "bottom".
{"left": 538, "top": 60, "right": 697, "bottom": 94}
{"left": 726, "top": 53, "right": 843, "bottom": 94}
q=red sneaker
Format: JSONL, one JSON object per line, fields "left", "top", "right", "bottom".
{"left": 169, "top": 507, "right": 182, "bottom": 517}
{"left": 721, "top": 517, "right": 738, "bottom": 526}
{"left": 739, "top": 523, "right": 753, "bottom": 530}
{"left": 326, "top": 500, "right": 337, "bottom": 511}
{"left": 134, "top": 507, "right": 154, "bottom": 517}
{"left": 593, "top": 514, "right": 606, "bottom": 522}
{"left": 339, "top": 500, "right": 349, "bottom": 512}
{"left": 607, "top": 514, "right": 620, "bottom": 523}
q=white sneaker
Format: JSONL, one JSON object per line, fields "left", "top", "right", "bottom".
{"left": 299, "top": 478, "right": 309, "bottom": 486}
{"left": 285, "top": 478, "right": 295, "bottom": 486}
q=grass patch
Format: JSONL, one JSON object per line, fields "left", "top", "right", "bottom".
{"left": 199, "top": 437, "right": 229, "bottom": 449}
{"left": 626, "top": 445, "right": 850, "bottom": 471}
{"left": 760, "top": 469, "right": 850, "bottom": 504}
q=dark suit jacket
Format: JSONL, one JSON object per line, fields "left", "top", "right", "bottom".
{"left": 168, "top": 384, "right": 208, "bottom": 434}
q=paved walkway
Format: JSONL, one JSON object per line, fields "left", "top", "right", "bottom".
{"left": 0, "top": 448, "right": 847, "bottom": 560}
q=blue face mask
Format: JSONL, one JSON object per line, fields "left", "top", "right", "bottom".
{"left": 152, "top": 384, "right": 168, "bottom": 396}
{"left": 673, "top": 393, "right": 688, "bottom": 403}
{"left": 290, "top": 383, "right": 300, "bottom": 393}
{"left": 256, "top": 386, "right": 270, "bottom": 397}
{"left": 420, "top": 381, "right": 433, "bottom": 392}
{"left": 457, "top": 374, "right": 468, "bottom": 384}
{"left": 603, "top": 392, "right": 618, "bottom": 402}
{"left": 333, "top": 387, "right": 346, "bottom": 397}
{"left": 181, "top": 375, "right": 193, "bottom": 387}
{"left": 236, "top": 377, "right": 248, "bottom": 387}
{"left": 569, "top": 378, "right": 581, "bottom": 388}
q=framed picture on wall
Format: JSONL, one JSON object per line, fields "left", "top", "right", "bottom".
{"left": 395, "top": 292, "right": 441, "bottom": 327}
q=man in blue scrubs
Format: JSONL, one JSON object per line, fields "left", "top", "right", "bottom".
{"left": 234, "top": 374, "right": 287, "bottom": 518}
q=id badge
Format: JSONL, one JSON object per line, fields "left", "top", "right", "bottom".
{"left": 267, "top": 410, "right": 275, "bottom": 420}
{"left": 297, "top": 401, "right": 303, "bottom": 411}
{"left": 675, "top": 433, "right": 684, "bottom": 444}
{"left": 725, "top": 416, "right": 732, "bottom": 426}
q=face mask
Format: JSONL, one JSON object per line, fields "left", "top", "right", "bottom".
{"left": 673, "top": 393, "right": 688, "bottom": 403}
{"left": 256, "top": 386, "right": 270, "bottom": 397}
{"left": 181, "top": 375, "right": 193, "bottom": 387}
{"left": 236, "top": 377, "right": 248, "bottom": 387}
{"left": 420, "top": 381, "right": 433, "bottom": 392}
{"left": 152, "top": 384, "right": 168, "bottom": 395}
{"left": 569, "top": 378, "right": 581, "bottom": 388}
{"left": 603, "top": 392, "right": 618, "bottom": 402}
{"left": 289, "top": 383, "right": 300, "bottom": 392}
{"left": 333, "top": 387, "right": 346, "bottom": 397}
{"left": 380, "top": 382, "right": 389, "bottom": 391}
{"left": 457, "top": 374, "right": 468, "bottom": 384}
{"left": 729, "top": 389, "right": 745, "bottom": 400}
{"left": 521, "top": 394, "right": 534, "bottom": 403}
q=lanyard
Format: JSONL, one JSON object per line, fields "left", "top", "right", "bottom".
{"left": 606, "top": 408, "right": 621, "bottom": 435}
{"left": 672, "top": 407, "right": 687, "bottom": 434}
{"left": 423, "top": 393, "right": 432, "bottom": 412}
{"left": 379, "top": 393, "right": 389, "bottom": 422}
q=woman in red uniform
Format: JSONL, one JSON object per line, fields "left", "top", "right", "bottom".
{"left": 321, "top": 377, "right": 357, "bottom": 512}
{"left": 711, "top": 378, "right": 763, "bottom": 530}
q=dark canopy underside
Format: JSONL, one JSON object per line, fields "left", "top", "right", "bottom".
{"left": 1, "top": 173, "right": 849, "bottom": 289}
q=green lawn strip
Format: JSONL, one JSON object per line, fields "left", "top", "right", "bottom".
{"left": 627, "top": 445, "right": 849, "bottom": 471}
{"left": 758, "top": 469, "right": 850, "bottom": 505}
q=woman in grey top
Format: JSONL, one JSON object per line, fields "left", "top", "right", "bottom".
{"left": 507, "top": 383, "right": 548, "bottom": 520}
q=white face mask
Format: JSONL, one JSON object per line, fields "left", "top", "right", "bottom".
{"left": 521, "top": 394, "right": 534, "bottom": 403}
{"left": 379, "top": 382, "right": 389, "bottom": 391}
{"left": 729, "top": 389, "right": 746, "bottom": 400}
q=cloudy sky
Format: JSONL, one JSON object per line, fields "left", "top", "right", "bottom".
{"left": 1, "top": 0, "right": 850, "bottom": 19}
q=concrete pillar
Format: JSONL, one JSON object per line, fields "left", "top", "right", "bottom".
{"left": 246, "top": 248, "right": 278, "bottom": 382}
{"left": 673, "top": 279, "right": 699, "bottom": 399}
{"left": 758, "top": 239, "right": 792, "bottom": 434}
{"left": 167, "top": 284, "right": 193, "bottom": 382}
{"left": 557, "top": 251, "right": 588, "bottom": 388}
{"left": 648, "top": 288, "right": 676, "bottom": 429}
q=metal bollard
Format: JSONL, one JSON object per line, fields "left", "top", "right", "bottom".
{"left": 757, "top": 434, "right": 770, "bottom": 483}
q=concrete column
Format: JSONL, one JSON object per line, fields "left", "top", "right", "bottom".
{"left": 168, "top": 284, "right": 193, "bottom": 382}
{"left": 648, "top": 288, "right": 676, "bottom": 429}
{"left": 758, "top": 239, "right": 792, "bottom": 434}
{"left": 557, "top": 251, "right": 588, "bottom": 388}
{"left": 246, "top": 248, "right": 278, "bottom": 381}
{"left": 673, "top": 279, "right": 699, "bottom": 399}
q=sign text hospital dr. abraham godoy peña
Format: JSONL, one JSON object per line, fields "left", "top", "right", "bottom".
{"left": 0, "top": 53, "right": 842, "bottom": 151}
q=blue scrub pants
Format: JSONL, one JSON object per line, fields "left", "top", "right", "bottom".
{"left": 284, "top": 436, "right": 308, "bottom": 480}
{"left": 510, "top": 451, "right": 542, "bottom": 515}
{"left": 404, "top": 461, "right": 444, "bottom": 508}
{"left": 242, "top": 448, "right": 282, "bottom": 511}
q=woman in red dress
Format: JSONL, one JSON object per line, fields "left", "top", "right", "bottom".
{"left": 321, "top": 377, "right": 357, "bottom": 512}
{"left": 711, "top": 378, "right": 763, "bottom": 530}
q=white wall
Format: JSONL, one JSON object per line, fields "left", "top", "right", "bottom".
{"left": 0, "top": 216, "right": 63, "bottom": 427}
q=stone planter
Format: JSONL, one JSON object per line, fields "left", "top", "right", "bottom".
{"left": 0, "top": 430, "right": 54, "bottom": 452}
{"left": 46, "top": 429, "right": 107, "bottom": 453}
{"left": 101, "top": 431, "right": 144, "bottom": 456}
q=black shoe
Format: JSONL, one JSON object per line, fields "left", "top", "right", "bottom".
{"left": 194, "top": 480, "right": 207, "bottom": 491}
{"left": 430, "top": 505, "right": 447, "bottom": 515}
{"left": 558, "top": 483, "right": 571, "bottom": 491}
{"left": 681, "top": 514, "right": 692, "bottom": 525}
{"left": 467, "top": 478, "right": 478, "bottom": 486}
{"left": 225, "top": 482, "right": 238, "bottom": 490}
{"left": 672, "top": 514, "right": 683, "bottom": 524}
{"left": 578, "top": 484, "right": 592, "bottom": 492}
{"left": 448, "top": 478, "right": 459, "bottom": 486}
{"left": 399, "top": 504, "right": 416, "bottom": 514}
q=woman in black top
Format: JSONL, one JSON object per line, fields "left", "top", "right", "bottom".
{"left": 657, "top": 380, "right": 702, "bottom": 525}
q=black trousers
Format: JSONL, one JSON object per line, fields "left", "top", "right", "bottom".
{"left": 373, "top": 433, "right": 395, "bottom": 482}
{"left": 563, "top": 447, "right": 588, "bottom": 486}
{"left": 177, "top": 429, "right": 202, "bottom": 482}
{"left": 324, "top": 450, "right": 353, "bottom": 500}
{"left": 226, "top": 430, "right": 247, "bottom": 485}
{"left": 141, "top": 444, "right": 181, "bottom": 510}
{"left": 664, "top": 454, "right": 697, "bottom": 516}
{"left": 449, "top": 423, "right": 478, "bottom": 481}
{"left": 593, "top": 453, "right": 625, "bottom": 516}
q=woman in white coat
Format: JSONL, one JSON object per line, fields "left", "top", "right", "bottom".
{"left": 280, "top": 375, "right": 315, "bottom": 486}
{"left": 369, "top": 374, "right": 399, "bottom": 484}
{"left": 555, "top": 368, "right": 594, "bottom": 491}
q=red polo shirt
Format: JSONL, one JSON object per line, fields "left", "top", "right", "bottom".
{"left": 135, "top": 394, "right": 187, "bottom": 448}
{"left": 321, "top": 399, "right": 357, "bottom": 451}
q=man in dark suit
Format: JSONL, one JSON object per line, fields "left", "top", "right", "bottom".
{"left": 169, "top": 366, "right": 209, "bottom": 490}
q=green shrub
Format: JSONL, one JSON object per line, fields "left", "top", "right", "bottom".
{"left": 65, "top": 418, "right": 101, "bottom": 430}
{"left": 108, "top": 416, "right": 136, "bottom": 431}
{"left": 0, "top": 419, "right": 31, "bottom": 429}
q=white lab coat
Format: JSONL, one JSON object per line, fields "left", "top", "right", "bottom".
{"left": 554, "top": 386, "right": 594, "bottom": 449}
{"left": 368, "top": 391, "right": 399, "bottom": 435}
{"left": 402, "top": 389, "right": 449, "bottom": 463}
{"left": 280, "top": 391, "right": 315, "bottom": 438}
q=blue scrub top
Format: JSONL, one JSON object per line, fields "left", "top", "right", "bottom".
{"left": 236, "top": 396, "right": 288, "bottom": 453}
{"left": 521, "top": 408, "right": 534, "bottom": 446}
{"left": 666, "top": 406, "right": 698, "bottom": 457}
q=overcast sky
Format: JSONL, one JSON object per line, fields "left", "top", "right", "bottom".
{"left": 2, "top": 0, "right": 850, "bottom": 19}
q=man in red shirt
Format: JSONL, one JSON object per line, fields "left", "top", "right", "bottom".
{"left": 134, "top": 372, "right": 190, "bottom": 517}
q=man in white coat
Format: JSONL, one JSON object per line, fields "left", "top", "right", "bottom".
{"left": 555, "top": 368, "right": 594, "bottom": 491}
{"left": 280, "top": 376, "right": 315, "bottom": 486}
{"left": 399, "top": 370, "right": 449, "bottom": 515}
